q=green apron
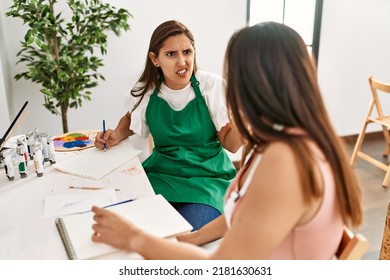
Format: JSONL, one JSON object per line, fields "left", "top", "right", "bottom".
{"left": 142, "top": 75, "right": 236, "bottom": 213}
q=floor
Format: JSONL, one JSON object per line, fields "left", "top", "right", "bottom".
{"left": 343, "top": 133, "right": 390, "bottom": 260}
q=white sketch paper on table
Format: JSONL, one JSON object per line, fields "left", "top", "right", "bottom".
{"left": 44, "top": 188, "right": 117, "bottom": 218}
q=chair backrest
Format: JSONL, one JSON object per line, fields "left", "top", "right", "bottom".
{"left": 379, "top": 202, "right": 390, "bottom": 260}
{"left": 369, "top": 76, "right": 390, "bottom": 120}
{"left": 335, "top": 227, "right": 369, "bottom": 260}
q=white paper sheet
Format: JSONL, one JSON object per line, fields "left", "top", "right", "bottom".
{"left": 53, "top": 139, "right": 142, "bottom": 180}
{"left": 44, "top": 188, "right": 118, "bottom": 218}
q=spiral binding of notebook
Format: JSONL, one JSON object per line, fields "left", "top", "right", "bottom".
{"left": 55, "top": 218, "right": 77, "bottom": 260}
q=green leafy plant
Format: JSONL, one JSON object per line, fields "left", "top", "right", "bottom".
{"left": 6, "top": 0, "right": 131, "bottom": 133}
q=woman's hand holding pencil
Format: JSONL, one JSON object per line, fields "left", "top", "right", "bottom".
{"left": 93, "top": 128, "right": 119, "bottom": 150}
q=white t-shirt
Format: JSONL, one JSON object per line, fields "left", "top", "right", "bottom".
{"left": 124, "top": 70, "right": 230, "bottom": 138}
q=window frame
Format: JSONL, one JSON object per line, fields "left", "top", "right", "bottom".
{"left": 246, "top": 0, "right": 323, "bottom": 64}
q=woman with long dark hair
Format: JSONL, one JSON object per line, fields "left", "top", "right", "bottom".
{"left": 92, "top": 22, "right": 363, "bottom": 259}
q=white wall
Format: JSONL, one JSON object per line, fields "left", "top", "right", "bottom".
{"left": 0, "top": 8, "right": 11, "bottom": 137}
{"left": 1, "top": 0, "right": 390, "bottom": 139}
{"left": 0, "top": 0, "right": 246, "bottom": 138}
{"left": 0, "top": 60, "right": 10, "bottom": 136}
{"left": 318, "top": 0, "right": 390, "bottom": 136}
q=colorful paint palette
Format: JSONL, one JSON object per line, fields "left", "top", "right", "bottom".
{"left": 53, "top": 130, "right": 98, "bottom": 152}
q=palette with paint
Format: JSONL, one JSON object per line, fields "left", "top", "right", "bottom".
{"left": 53, "top": 130, "right": 98, "bottom": 152}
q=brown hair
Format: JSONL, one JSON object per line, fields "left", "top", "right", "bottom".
{"left": 130, "top": 20, "right": 197, "bottom": 111}
{"left": 224, "top": 22, "right": 363, "bottom": 227}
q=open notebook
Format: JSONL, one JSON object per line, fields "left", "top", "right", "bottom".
{"left": 54, "top": 138, "right": 141, "bottom": 180}
{"left": 55, "top": 194, "right": 193, "bottom": 260}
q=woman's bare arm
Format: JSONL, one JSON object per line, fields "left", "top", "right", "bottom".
{"left": 217, "top": 123, "right": 242, "bottom": 153}
{"left": 176, "top": 215, "right": 227, "bottom": 245}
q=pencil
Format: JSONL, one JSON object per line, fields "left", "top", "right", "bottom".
{"left": 69, "top": 186, "right": 120, "bottom": 191}
{"left": 102, "top": 120, "right": 106, "bottom": 152}
{"left": 103, "top": 199, "right": 133, "bottom": 209}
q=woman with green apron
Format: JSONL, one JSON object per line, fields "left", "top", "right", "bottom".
{"left": 94, "top": 20, "right": 242, "bottom": 230}
{"left": 143, "top": 75, "right": 236, "bottom": 229}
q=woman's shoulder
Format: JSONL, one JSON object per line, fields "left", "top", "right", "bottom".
{"left": 261, "top": 140, "right": 323, "bottom": 169}
{"left": 264, "top": 141, "right": 293, "bottom": 153}
{"left": 261, "top": 142, "right": 296, "bottom": 165}
{"left": 195, "top": 70, "right": 224, "bottom": 100}
{"left": 196, "top": 69, "right": 223, "bottom": 79}
{"left": 131, "top": 81, "right": 153, "bottom": 97}
{"left": 124, "top": 83, "right": 153, "bottom": 112}
{"left": 196, "top": 70, "right": 223, "bottom": 87}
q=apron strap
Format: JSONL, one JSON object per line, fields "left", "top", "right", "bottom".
{"left": 190, "top": 75, "right": 202, "bottom": 99}
{"left": 152, "top": 87, "right": 159, "bottom": 97}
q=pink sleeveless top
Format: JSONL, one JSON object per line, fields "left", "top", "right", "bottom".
{"left": 224, "top": 146, "right": 344, "bottom": 259}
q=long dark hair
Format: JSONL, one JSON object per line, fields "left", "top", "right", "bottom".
{"left": 130, "top": 20, "right": 198, "bottom": 111}
{"left": 224, "top": 22, "right": 362, "bottom": 227}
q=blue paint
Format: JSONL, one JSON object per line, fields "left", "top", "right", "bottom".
{"left": 63, "top": 140, "right": 88, "bottom": 148}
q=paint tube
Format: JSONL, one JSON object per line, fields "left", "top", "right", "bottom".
{"left": 47, "top": 135, "right": 56, "bottom": 164}
{"left": 26, "top": 130, "right": 35, "bottom": 160}
{"left": 17, "top": 136, "right": 29, "bottom": 166}
{"left": 3, "top": 148, "right": 16, "bottom": 181}
{"left": 39, "top": 132, "right": 49, "bottom": 163}
{"left": 32, "top": 141, "right": 44, "bottom": 177}
{"left": 16, "top": 145, "right": 27, "bottom": 178}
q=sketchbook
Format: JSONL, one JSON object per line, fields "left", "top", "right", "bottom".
{"left": 55, "top": 194, "right": 193, "bottom": 260}
{"left": 53, "top": 138, "right": 141, "bottom": 180}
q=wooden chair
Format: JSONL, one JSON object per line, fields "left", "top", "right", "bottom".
{"left": 200, "top": 227, "right": 369, "bottom": 260}
{"left": 350, "top": 76, "right": 390, "bottom": 188}
{"left": 379, "top": 202, "right": 390, "bottom": 260}
{"left": 335, "top": 227, "right": 369, "bottom": 260}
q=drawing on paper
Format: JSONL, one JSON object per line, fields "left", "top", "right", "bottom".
{"left": 121, "top": 166, "right": 142, "bottom": 176}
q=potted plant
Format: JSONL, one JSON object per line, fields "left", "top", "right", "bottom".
{"left": 6, "top": 0, "right": 131, "bottom": 133}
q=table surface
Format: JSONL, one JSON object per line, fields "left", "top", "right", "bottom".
{"left": 0, "top": 139, "right": 155, "bottom": 260}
